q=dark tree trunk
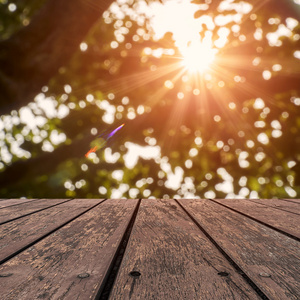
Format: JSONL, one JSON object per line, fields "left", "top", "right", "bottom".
{"left": 0, "top": 0, "right": 114, "bottom": 114}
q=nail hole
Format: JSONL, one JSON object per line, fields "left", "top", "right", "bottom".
{"left": 259, "top": 272, "right": 271, "bottom": 278}
{"left": 218, "top": 271, "right": 229, "bottom": 277}
{"left": 0, "top": 273, "right": 13, "bottom": 277}
{"left": 77, "top": 273, "right": 90, "bottom": 279}
{"left": 129, "top": 271, "right": 141, "bottom": 277}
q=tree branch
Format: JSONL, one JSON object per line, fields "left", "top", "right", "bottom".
{"left": 0, "top": 0, "right": 114, "bottom": 114}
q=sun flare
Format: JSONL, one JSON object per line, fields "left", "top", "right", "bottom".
{"left": 150, "top": 1, "right": 221, "bottom": 74}
{"left": 181, "top": 40, "right": 217, "bottom": 73}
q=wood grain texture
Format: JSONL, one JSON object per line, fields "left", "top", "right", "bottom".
{"left": 0, "top": 198, "right": 36, "bottom": 208}
{"left": 281, "top": 198, "right": 300, "bottom": 204}
{"left": 0, "top": 198, "right": 70, "bottom": 224}
{"left": 109, "top": 199, "right": 261, "bottom": 300}
{"left": 179, "top": 199, "right": 300, "bottom": 300}
{"left": 246, "top": 198, "right": 300, "bottom": 215}
{"left": 0, "top": 199, "right": 103, "bottom": 263}
{"left": 0, "top": 199, "right": 138, "bottom": 300}
{"left": 211, "top": 198, "right": 300, "bottom": 238}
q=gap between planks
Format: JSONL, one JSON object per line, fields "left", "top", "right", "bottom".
{"left": 0, "top": 199, "right": 106, "bottom": 265}
{"left": 178, "top": 199, "right": 300, "bottom": 300}
{"left": 175, "top": 199, "right": 269, "bottom": 300}
{"left": 0, "top": 199, "right": 74, "bottom": 225}
{"left": 207, "top": 198, "right": 300, "bottom": 241}
{"left": 108, "top": 199, "right": 267, "bottom": 300}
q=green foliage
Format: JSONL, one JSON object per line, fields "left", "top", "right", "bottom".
{"left": 0, "top": 0, "right": 46, "bottom": 40}
{"left": 0, "top": 0, "right": 299, "bottom": 199}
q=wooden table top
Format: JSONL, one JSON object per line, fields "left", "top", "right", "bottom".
{"left": 0, "top": 198, "right": 299, "bottom": 299}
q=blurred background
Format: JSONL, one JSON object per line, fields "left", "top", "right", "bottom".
{"left": 0, "top": 0, "right": 299, "bottom": 199}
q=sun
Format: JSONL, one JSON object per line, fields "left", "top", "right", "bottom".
{"left": 181, "top": 40, "right": 217, "bottom": 73}
{"left": 150, "top": 1, "right": 219, "bottom": 74}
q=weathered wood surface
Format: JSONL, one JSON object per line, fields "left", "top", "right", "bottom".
{"left": 245, "top": 198, "right": 300, "bottom": 215}
{"left": 0, "top": 198, "right": 36, "bottom": 208}
{"left": 211, "top": 198, "right": 300, "bottom": 239}
{"left": 0, "top": 199, "right": 138, "bottom": 300}
{"left": 0, "top": 198, "right": 70, "bottom": 224}
{"left": 282, "top": 198, "right": 300, "bottom": 203}
{"left": 0, "top": 198, "right": 299, "bottom": 300}
{"left": 179, "top": 199, "right": 300, "bottom": 300}
{"left": 109, "top": 199, "right": 260, "bottom": 299}
{"left": 0, "top": 198, "right": 103, "bottom": 263}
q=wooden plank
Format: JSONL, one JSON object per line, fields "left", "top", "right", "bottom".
{"left": 246, "top": 198, "right": 300, "bottom": 215}
{"left": 0, "top": 199, "right": 103, "bottom": 263}
{"left": 0, "top": 198, "right": 71, "bottom": 224}
{"left": 212, "top": 198, "right": 300, "bottom": 239}
{"left": 0, "top": 198, "right": 36, "bottom": 208}
{"left": 179, "top": 199, "right": 300, "bottom": 300}
{"left": 109, "top": 199, "right": 261, "bottom": 300}
{"left": 281, "top": 198, "right": 300, "bottom": 204}
{"left": 0, "top": 199, "right": 138, "bottom": 300}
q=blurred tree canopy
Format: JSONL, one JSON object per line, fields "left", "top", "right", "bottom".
{"left": 0, "top": 0, "right": 299, "bottom": 199}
